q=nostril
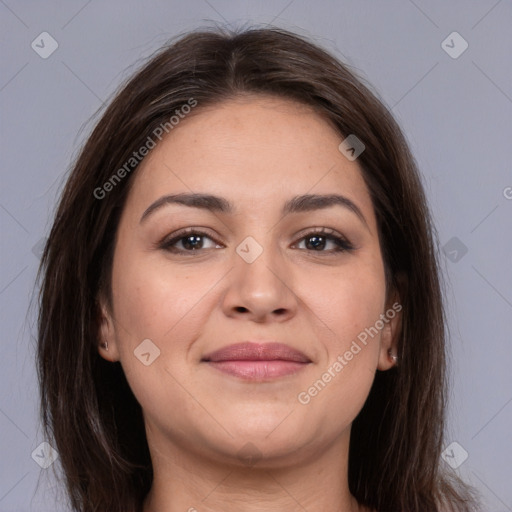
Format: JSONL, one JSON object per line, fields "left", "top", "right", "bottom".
{"left": 234, "top": 306, "right": 249, "bottom": 313}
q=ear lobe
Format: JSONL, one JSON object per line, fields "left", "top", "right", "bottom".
{"left": 97, "top": 297, "right": 120, "bottom": 362}
{"left": 377, "top": 296, "right": 403, "bottom": 371}
{"left": 377, "top": 322, "right": 399, "bottom": 370}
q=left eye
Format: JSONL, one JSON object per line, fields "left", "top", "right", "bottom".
{"left": 294, "top": 231, "right": 353, "bottom": 252}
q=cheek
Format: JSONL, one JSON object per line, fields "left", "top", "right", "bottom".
{"left": 295, "top": 258, "right": 386, "bottom": 416}
{"left": 109, "top": 249, "right": 212, "bottom": 420}
{"left": 110, "top": 246, "right": 215, "bottom": 343}
{"left": 307, "top": 258, "right": 387, "bottom": 348}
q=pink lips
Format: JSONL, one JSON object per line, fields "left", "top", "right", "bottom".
{"left": 202, "top": 342, "right": 311, "bottom": 381}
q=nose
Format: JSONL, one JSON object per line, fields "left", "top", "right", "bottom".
{"left": 221, "top": 243, "right": 298, "bottom": 324}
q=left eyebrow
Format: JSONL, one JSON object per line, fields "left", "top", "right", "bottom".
{"left": 140, "top": 192, "right": 369, "bottom": 230}
{"left": 281, "top": 194, "right": 368, "bottom": 229}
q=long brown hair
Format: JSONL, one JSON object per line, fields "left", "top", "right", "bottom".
{"left": 36, "top": 26, "right": 480, "bottom": 511}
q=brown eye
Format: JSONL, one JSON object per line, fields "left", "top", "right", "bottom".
{"left": 159, "top": 229, "right": 222, "bottom": 254}
{"left": 295, "top": 230, "right": 354, "bottom": 253}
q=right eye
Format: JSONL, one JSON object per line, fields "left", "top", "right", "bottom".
{"left": 159, "top": 228, "right": 223, "bottom": 254}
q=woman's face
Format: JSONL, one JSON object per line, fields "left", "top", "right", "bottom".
{"left": 99, "top": 95, "right": 400, "bottom": 467}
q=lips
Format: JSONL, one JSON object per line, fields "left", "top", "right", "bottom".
{"left": 202, "top": 342, "right": 311, "bottom": 363}
{"left": 202, "top": 342, "right": 311, "bottom": 380}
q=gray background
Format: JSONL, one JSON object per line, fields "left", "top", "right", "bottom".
{"left": 1, "top": 1, "right": 511, "bottom": 510}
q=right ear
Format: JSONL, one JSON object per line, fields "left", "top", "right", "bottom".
{"left": 97, "top": 296, "right": 120, "bottom": 362}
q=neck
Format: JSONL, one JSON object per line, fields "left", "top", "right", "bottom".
{"left": 142, "top": 426, "right": 363, "bottom": 512}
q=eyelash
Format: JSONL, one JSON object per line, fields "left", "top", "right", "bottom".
{"left": 158, "top": 227, "right": 354, "bottom": 255}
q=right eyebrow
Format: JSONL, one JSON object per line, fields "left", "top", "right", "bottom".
{"left": 140, "top": 193, "right": 232, "bottom": 223}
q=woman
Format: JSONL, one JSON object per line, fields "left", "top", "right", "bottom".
{"left": 36, "top": 26, "right": 480, "bottom": 512}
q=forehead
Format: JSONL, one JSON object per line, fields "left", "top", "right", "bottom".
{"left": 125, "top": 95, "right": 374, "bottom": 219}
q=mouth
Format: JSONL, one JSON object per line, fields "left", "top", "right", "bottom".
{"left": 201, "top": 342, "right": 311, "bottom": 381}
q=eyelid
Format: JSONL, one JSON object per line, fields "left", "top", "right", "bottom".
{"left": 293, "top": 226, "right": 346, "bottom": 241}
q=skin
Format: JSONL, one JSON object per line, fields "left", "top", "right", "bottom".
{"left": 98, "top": 95, "right": 401, "bottom": 512}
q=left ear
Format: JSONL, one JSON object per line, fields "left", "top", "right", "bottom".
{"left": 377, "top": 284, "right": 404, "bottom": 371}
{"left": 96, "top": 294, "right": 121, "bottom": 362}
